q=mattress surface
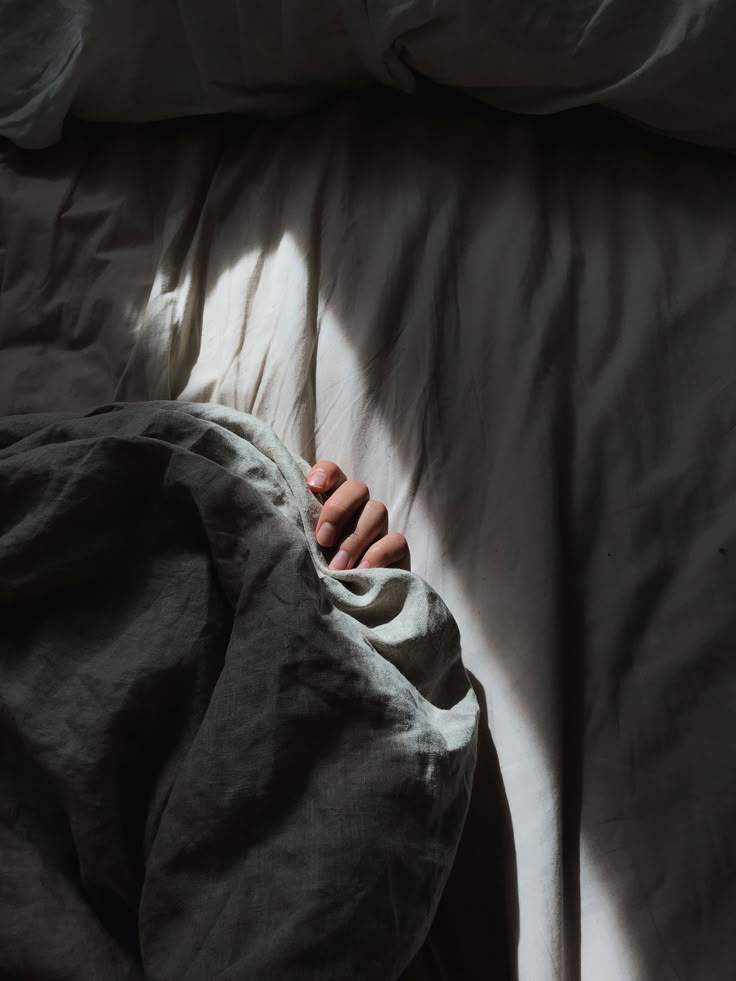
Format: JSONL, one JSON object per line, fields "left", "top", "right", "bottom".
{"left": 1, "top": 93, "right": 735, "bottom": 979}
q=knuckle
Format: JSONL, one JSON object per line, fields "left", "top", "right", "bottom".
{"left": 340, "top": 531, "right": 360, "bottom": 549}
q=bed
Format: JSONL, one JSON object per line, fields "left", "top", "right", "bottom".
{"left": 2, "top": 4, "right": 736, "bottom": 979}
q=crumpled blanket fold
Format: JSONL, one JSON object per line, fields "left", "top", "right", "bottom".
{"left": 0, "top": 400, "right": 478, "bottom": 981}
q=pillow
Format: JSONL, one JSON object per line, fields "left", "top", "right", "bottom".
{"left": 0, "top": 0, "right": 368, "bottom": 148}
{"left": 3, "top": 0, "right": 735, "bottom": 149}
{"left": 344, "top": 0, "right": 736, "bottom": 149}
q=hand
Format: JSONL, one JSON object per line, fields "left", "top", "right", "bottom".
{"left": 307, "top": 461, "right": 411, "bottom": 572}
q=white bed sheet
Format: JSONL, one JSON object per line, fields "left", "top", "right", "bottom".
{"left": 2, "top": 96, "right": 735, "bottom": 980}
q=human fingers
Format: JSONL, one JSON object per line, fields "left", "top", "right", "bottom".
{"left": 307, "top": 460, "right": 348, "bottom": 496}
{"left": 328, "top": 498, "right": 389, "bottom": 571}
{"left": 314, "top": 479, "right": 370, "bottom": 549}
{"left": 357, "top": 532, "right": 411, "bottom": 572}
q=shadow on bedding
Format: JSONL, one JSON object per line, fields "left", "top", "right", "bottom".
{"left": 401, "top": 672, "right": 519, "bottom": 981}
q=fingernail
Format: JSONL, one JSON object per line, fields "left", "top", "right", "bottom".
{"left": 316, "top": 522, "right": 336, "bottom": 547}
{"left": 309, "top": 470, "right": 327, "bottom": 490}
{"left": 357, "top": 560, "right": 371, "bottom": 569}
{"left": 329, "top": 550, "right": 350, "bottom": 571}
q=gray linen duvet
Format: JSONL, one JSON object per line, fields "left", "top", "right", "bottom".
{"left": 0, "top": 401, "right": 477, "bottom": 980}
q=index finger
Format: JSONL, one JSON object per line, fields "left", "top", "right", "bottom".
{"left": 307, "top": 460, "right": 348, "bottom": 496}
